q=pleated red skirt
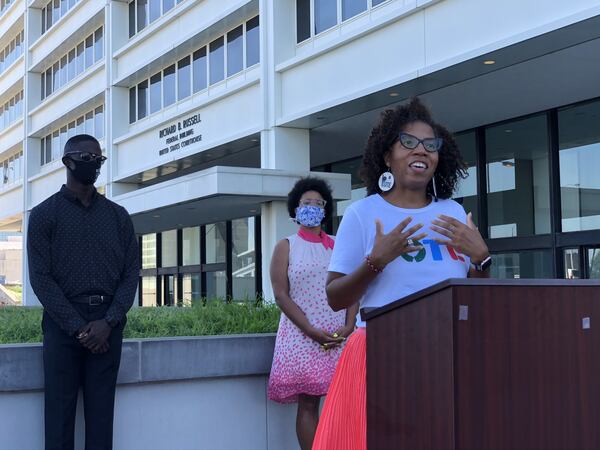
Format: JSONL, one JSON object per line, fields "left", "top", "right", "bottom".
{"left": 312, "top": 327, "right": 366, "bottom": 450}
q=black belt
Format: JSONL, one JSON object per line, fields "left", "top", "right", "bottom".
{"left": 69, "top": 295, "right": 113, "bottom": 306}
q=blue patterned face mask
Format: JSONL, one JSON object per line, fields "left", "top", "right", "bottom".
{"left": 295, "top": 205, "right": 325, "bottom": 227}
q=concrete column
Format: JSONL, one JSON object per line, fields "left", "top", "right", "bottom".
{"left": 22, "top": 7, "right": 39, "bottom": 306}
{"left": 258, "top": 0, "right": 312, "bottom": 300}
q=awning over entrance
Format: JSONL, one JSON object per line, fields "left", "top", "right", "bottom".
{"left": 0, "top": 216, "right": 21, "bottom": 232}
{"left": 113, "top": 166, "right": 351, "bottom": 234}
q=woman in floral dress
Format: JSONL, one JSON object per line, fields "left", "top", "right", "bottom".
{"left": 268, "top": 177, "right": 358, "bottom": 450}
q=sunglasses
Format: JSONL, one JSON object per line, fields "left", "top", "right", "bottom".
{"left": 65, "top": 152, "right": 107, "bottom": 165}
{"left": 397, "top": 132, "right": 443, "bottom": 153}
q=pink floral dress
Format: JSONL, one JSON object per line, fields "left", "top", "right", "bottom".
{"left": 268, "top": 231, "right": 347, "bottom": 403}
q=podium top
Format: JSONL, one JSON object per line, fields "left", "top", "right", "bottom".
{"left": 361, "top": 277, "right": 600, "bottom": 322}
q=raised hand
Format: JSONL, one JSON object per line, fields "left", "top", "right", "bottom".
{"left": 431, "top": 212, "right": 489, "bottom": 263}
{"left": 369, "top": 217, "right": 428, "bottom": 269}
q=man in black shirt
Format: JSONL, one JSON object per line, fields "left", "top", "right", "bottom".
{"left": 27, "top": 134, "right": 140, "bottom": 450}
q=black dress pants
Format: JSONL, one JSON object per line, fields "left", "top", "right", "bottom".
{"left": 42, "top": 303, "right": 124, "bottom": 450}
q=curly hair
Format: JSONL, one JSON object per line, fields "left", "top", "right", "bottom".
{"left": 287, "top": 176, "right": 333, "bottom": 223}
{"left": 359, "top": 98, "right": 467, "bottom": 198}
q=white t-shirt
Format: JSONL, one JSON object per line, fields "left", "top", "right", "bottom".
{"left": 329, "top": 194, "right": 471, "bottom": 327}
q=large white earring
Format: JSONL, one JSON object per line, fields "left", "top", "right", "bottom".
{"left": 432, "top": 175, "right": 438, "bottom": 202}
{"left": 378, "top": 167, "right": 394, "bottom": 192}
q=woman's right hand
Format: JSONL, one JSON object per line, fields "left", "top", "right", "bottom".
{"left": 307, "top": 327, "right": 345, "bottom": 349}
{"left": 369, "top": 217, "right": 427, "bottom": 269}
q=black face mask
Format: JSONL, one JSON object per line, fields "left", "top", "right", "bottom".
{"left": 67, "top": 159, "right": 102, "bottom": 185}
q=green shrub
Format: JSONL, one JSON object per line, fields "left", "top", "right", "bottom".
{"left": 5, "top": 285, "right": 22, "bottom": 294}
{"left": 0, "top": 301, "right": 280, "bottom": 344}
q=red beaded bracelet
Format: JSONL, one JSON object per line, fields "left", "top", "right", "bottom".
{"left": 365, "top": 255, "right": 384, "bottom": 273}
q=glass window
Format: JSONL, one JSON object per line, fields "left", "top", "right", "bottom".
{"left": 52, "top": 130, "right": 60, "bottom": 161}
{"left": 588, "top": 247, "right": 600, "bottom": 279}
{"left": 182, "top": 274, "right": 201, "bottom": 306}
{"left": 94, "top": 28, "right": 103, "bottom": 62}
{"left": 163, "top": 0, "right": 174, "bottom": 13}
{"left": 60, "top": 0, "right": 67, "bottom": 15}
{"left": 232, "top": 217, "right": 255, "bottom": 300}
{"left": 205, "top": 222, "right": 226, "bottom": 264}
{"left": 76, "top": 116, "right": 84, "bottom": 134}
{"left": 6, "top": 158, "right": 14, "bottom": 184}
{"left": 45, "top": 68, "right": 52, "bottom": 97}
{"left": 342, "top": 0, "right": 367, "bottom": 20}
{"left": 59, "top": 126, "right": 67, "bottom": 152}
{"left": 558, "top": 100, "right": 600, "bottom": 232}
{"left": 67, "top": 49, "right": 75, "bottom": 81}
{"left": 137, "top": 0, "right": 148, "bottom": 33}
{"left": 161, "top": 229, "right": 177, "bottom": 267}
{"left": 52, "top": 0, "right": 60, "bottom": 24}
{"left": 163, "top": 64, "right": 176, "bottom": 107}
{"left": 67, "top": 120, "right": 76, "bottom": 139}
{"left": 209, "top": 37, "right": 224, "bottom": 85}
{"left": 94, "top": 106, "right": 104, "bottom": 140}
{"left": 161, "top": 275, "right": 178, "bottom": 306}
{"left": 129, "top": 87, "right": 136, "bottom": 123}
{"left": 330, "top": 157, "right": 366, "bottom": 232}
{"left": 296, "top": 0, "right": 311, "bottom": 42}
{"left": 150, "top": 72, "right": 162, "bottom": 113}
{"left": 142, "top": 233, "right": 157, "bottom": 268}
{"left": 372, "top": 0, "right": 387, "bottom": 5}
{"left": 563, "top": 248, "right": 580, "bottom": 279}
{"left": 182, "top": 227, "right": 200, "bottom": 266}
{"left": 486, "top": 114, "right": 550, "bottom": 238}
{"left": 128, "top": 0, "right": 136, "bottom": 38}
{"left": 52, "top": 62, "right": 59, "bottom": 91}
{"left": 59, "top": 55, "right": 67, "bottom": 87}
{"left": 315, "top": 0, "right": 337, "bottom": 34}
{"left": 453, "top": 131, "right": 478, "bottom": 226}
{"left": 205, "top": 271, "right": 226, "bottom": 300}
{"left": 491, "top": 250, "right": 553, "bottom": 279}
{"left": 8, "top": 98, "right": 14, "bottom": 123}
{"left": 84, "top": 35, "right": 94, "bottom": 69}
{"left": 137, "top": 80, "right": 148, "bottom": 120}
{"left": 15, "top": 33, "right": 21, "bottom": 57}
{"left": 227, "top": 25, "right": 244, "bottom": 77}
{"left": 15, "top": 92, "right": 22, "bottom": 117}
{"left": 149, "top": 0, "right": 161, "bottom": 23}
{"left": 142, "top": 277, "right": 157, "bottom": 306}
{"left": 177, "top": 56, "right": 191, "bottom": 100}
{"left": 45, "top": 135, "right": 52, "bottom": 164}
{"left": 192, "top": 47, "right": 207, "bottom": 93}
{"left": 76, "top": 42, "right": 84, "bottom": 75}
{"left": 85, "top": 111, "right": 94, "bottom": 135}
{"left": 246, "top": 16, "right": 260, "bottom": 67}
{"left": 46, "top": 5, "right": 53, "bottom": 31}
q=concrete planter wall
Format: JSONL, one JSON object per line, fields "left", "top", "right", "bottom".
{"left": 0, "top": 334, "right": 298, "bottom": 450}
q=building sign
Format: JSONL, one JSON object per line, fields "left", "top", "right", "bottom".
{"left": 158, "top": 112, "right": 203, "bottom": 156}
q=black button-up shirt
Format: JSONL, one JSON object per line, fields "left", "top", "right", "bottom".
{"left": 27, "top": 185, "right": 140, "bottom": 336}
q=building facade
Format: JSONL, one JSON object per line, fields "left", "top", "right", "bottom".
{"left": 0, "top": 0, "right": 599, "bottom": 306}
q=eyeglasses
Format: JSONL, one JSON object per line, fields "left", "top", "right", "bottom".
{"left": 299, "top": 199, "right": 326, "bottom": 208}
{"left": 397, "top": 132, "right": 443, "bottom": 153}
{"left": 65, "top": 152, "right": 107, "bottom": 165}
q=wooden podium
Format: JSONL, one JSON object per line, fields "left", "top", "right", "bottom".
{"left": 362, "top": 279, "right": 600, "bottom": 450}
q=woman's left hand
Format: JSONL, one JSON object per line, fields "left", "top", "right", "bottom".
{"left": 431, "top": 212, "right": 489, "bottom": 264}
{"left": 334, "top": 324, "right": 355, "bottom": 340}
